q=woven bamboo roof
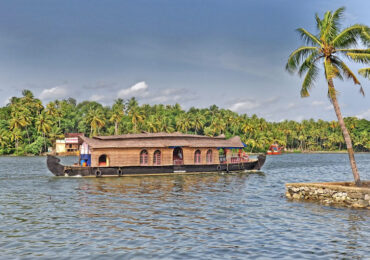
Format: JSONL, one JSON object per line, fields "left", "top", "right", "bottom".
{"left": 79, "top": 132, "right": 244, "bottom": 149}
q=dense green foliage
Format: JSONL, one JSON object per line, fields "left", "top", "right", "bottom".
{"left": 0, "top": 90, "right": 369, "bottom": 155}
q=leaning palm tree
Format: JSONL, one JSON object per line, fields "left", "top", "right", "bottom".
{"left": 359, "top": 68, "right": 370, "bottom": 79}
{"left": 286, "top": 7, "right": 369, "bottom": 186}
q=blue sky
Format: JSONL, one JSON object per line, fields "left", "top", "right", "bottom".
{"left": 0, "top": 0, "right": 369, "bottom": 121}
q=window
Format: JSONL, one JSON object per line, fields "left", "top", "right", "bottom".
{"left": 99, "top": 154, "right": 108, "bottom": 166}
{"left": 206, "top": 149, "right": 213, "bottom": 163}
{"left": 140, "top": 150, "right": 148, "bottom": 165}
{"left": 194, "top": 150, "right": 201, "bottom": 164}
{"left": 153, "top": 150, "right": 161, "bottom": 165}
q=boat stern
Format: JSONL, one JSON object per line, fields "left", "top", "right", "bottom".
{"left": 253, "top": 154, "right": 266, "bottom": 170}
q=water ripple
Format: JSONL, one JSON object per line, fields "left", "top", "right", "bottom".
{"left": 0, "top": 154, "right": 369, "bottom": 259}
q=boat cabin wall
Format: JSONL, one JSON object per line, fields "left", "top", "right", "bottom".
{"left": 90, "top": 147, "right": 174, "bottom": 167}
{"left": 90, "top": 147, "right": 220, "bottom": 167}
{"left": 182, "top": 147, "right": 219, "bottom": 165}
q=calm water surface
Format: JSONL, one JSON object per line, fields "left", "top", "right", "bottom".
{"left": 0, "top": 154, "right": 369, "bottom": 259}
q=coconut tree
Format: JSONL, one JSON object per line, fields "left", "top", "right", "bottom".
{"left": 86, "top": 108, "right": 106, "bottom": 136}
{"left": 110, "top": 99, "right": 125, "bottom": 135}
{"left": 35, "top": 111, "right": 53, "bottom": 152}
{"left": 160, "top": 117, "right": 175, "bottom": 133}
{"left": 128, "top": 106, "right": 144, "bottom": 133}
{"left": 0, "top": 129, "right": 9, "bottom": 149}
{"left": 286, "top": 7, "right": 369, "bottom": 186}
{"left": 48, "top": 126, "right": 64, "bottom": 151}
{"left": 175, "top": 113, "right": 191, "bottom": 133}
{"left": 145, "top": 115, "right": 159, "bottom": 133}
{"left": 191, "top": 112, "right": 205, "bottom": 134}
{"left": 359, "top": 68, "right": 370, "bottom": 79}
{"left": 10, "top": 129, "right": 22, "bottom": 153}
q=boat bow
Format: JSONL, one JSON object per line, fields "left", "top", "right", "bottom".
{"left": 47, "top": 155, "right": 65, "bottom": 176}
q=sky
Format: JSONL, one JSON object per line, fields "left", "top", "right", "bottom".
{"left": 0, "top": 0, "right": 369, "bottom": 122}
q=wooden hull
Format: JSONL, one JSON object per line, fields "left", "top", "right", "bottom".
{"left": 47, "top": 154, "right": 266, "bottom": 177}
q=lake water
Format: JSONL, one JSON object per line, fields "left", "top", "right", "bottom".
{"left": 0, "top": 154, "right": 369, "bottom": 259}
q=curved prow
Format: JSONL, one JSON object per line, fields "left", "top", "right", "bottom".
{"left": 253, "top": 154, "right": 266, "bottom": 170}
{"left": 47, "top": 155, "right": 65, "bottom": 176}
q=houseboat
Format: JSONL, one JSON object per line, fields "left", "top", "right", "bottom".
{"left": 267, "top": 144, "right": 283, "bottom": 155}
{"left": 47, "top": 132, "right": 266, "bottom": 177}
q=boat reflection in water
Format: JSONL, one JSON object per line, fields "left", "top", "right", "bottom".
{"left": 75, "top": 171, "right": 265, "bottom": 220}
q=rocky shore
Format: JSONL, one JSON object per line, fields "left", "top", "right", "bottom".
{"left": 285, "top": 181, "right": 370, "bottom": 209}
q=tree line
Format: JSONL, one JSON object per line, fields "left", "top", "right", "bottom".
{"left": 0, "top": 89, "right": 369, "bottom": 155}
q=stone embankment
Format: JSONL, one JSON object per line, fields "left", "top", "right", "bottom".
{"left": 285, "top": 181, "right": 370, "bottom": 209}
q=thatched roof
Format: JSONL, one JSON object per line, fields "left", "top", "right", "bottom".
{"left": 79, "top": 132, "right": 244, "bottom": 149}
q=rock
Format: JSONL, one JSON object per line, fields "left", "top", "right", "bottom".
{"left": 352, "top": 200, "right": 369, "bottom": 208}
{"left": 356, "top": 199, "right": 369, "bottom": 207}
{"left": 349, "top": 193, "right": 364, "bottom": 199}
{"left": 285, "top": 192, "right": 292, "bottom": 199}
{"left": 364, "top": 194, "right": 370, "bottom": 201}
{"left": 292, "top": 193, "right": 301, "bottom": 199}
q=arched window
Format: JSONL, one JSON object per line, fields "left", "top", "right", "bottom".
{"left": 194, "top": 150, "right": 201, "bottom": 164}
{"left": 99, "top": 154, "right": 109, "bottom": 166}
{"left": 153, "top": 150, "right": 161, "bottom": 165}
{"left": 140, "top": 150, "right": 148, "bottom": 165}
{"left": 206, "top": 149, "right": 213, "bottom": 163}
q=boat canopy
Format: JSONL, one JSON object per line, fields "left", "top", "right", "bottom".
{"left": 79, "top": 132, "right": 245, "bottom": 149}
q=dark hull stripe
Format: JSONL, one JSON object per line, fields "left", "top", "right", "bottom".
{"left": 47, "top": 155, "right": 266, "bottom": 177}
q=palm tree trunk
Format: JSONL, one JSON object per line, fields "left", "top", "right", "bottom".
{"left": 43, "top": 132, "right": 46, "bottom": 153}
{"left": 25, "top": 127, "right": 31, "bottom": 145}
{"left": 329, "top": 81, "right": 361, "bottom": 186}
{"left": 115, "top": 121, "right": 118, "bottom": 135}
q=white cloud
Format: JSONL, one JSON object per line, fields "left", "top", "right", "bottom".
{"left": 149, "top": 88, "right": 195, "bottom": 103}
{"left": 356, "top": 109, "right": 370, "bottom": 120}
{"left": 39, "top": 86, "right": 68, "bottom": 100}
{"left": 89, "top": 94, "right": 105, "bottom": 102}
{"left": 117, "top": 81, "right": 149, "bottom": 98}
{"left": 229, "top": 99, "right": 260, "bottom": 112}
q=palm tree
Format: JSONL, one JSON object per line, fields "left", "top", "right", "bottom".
{"left": 35, "top": 111, "right": 53, "bottom": 152}
{"left": 160, "top": 117, "right": 175, "bottom": 133}
{"left": 110, "top": 99, "right": 125, "bottom": 135}
{"left": 86, "top": 108, "right": 106, "bottom": 136}
{"left": 9, "top": 112, "right": 27, "bottom": 132}
{"left": 128, "top": 106, "right": 144, "bottom": 133}
{"left": 175, "top": 113, "right": 191, "bottom": 133}
{"left": 48, "top": 126, "right": 64, "bottom": 151}
{"left": 286, "top": 7, "right": 369, "bottom": 186}
{"left": 10, "top": 129, "right": 22, "bottom": 153}
{"left": 191, "top": 112, "right": 205, "bottom": 134}
{"left": 0, "top": 129, "right": 9, "bottom": 149}
{"left": 145, "top": 115, "right": 159, "bottom": 133}
{"left": 359, "top": 68, "right": 370, "bottom": 78}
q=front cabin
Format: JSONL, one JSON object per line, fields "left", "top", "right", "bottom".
{"left": 78, "top": 132, "right": 248, "bottom": 167}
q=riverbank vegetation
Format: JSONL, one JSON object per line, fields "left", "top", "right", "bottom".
{"left": 0, "top": 90, "right": 369, "bottom": 156}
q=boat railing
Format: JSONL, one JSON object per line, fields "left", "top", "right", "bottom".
{"left": 219, "top": 154, "right": 249, "bottom": 164}
{"left": 219, "top": 155, "right": 227, "bottom": 163}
